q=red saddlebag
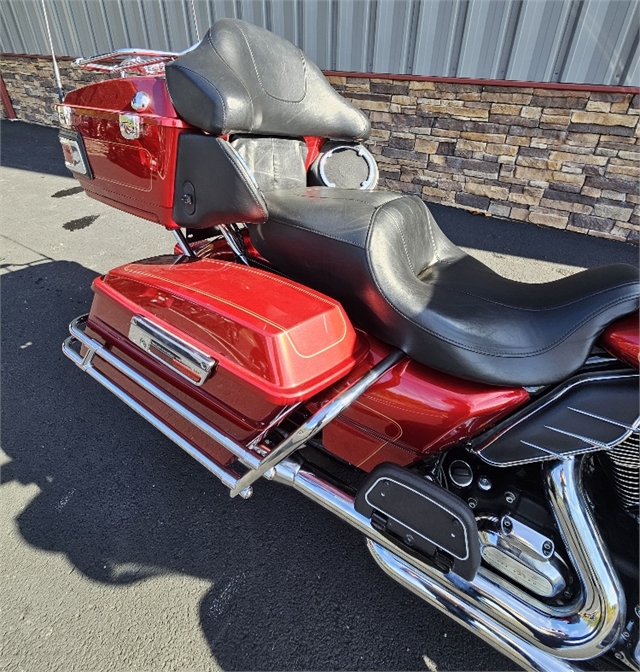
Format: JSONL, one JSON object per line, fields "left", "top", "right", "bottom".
{"left": 85, "top": 256, "right": 362, "bottom": 466}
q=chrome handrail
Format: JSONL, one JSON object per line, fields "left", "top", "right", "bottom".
{"left": 74, "top": 47, "right": 188, "bottom": 74}
{"left": 63, "top": 334, "right": 243, "bottom": 492}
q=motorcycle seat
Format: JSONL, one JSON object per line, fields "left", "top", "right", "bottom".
{"left": 250, "top": 187, "right": 639, "bottom": 386}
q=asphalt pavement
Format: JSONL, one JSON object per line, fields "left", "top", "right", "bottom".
{"left": 1, "top": 119, "right": 637, "bottom": 672}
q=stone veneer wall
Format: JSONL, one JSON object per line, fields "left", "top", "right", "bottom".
{"left": 327, "top": 75, "right": 639, "bottom": 244}
{"left": 2, "top": 54, "right": 638, "bottom": 243}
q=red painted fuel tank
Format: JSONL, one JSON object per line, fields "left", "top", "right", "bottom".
{"left": 315, "top": 333, "right": 530, "bottom": 471}
{"left": 58, "top": 76, "right": 193, "bottom": 228}
{"left": 600, "top": 312, "right": 639, "bottom": 369}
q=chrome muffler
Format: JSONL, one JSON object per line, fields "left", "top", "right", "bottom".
{"left": 273, "top": 457, "right": 625, "bottom": 672}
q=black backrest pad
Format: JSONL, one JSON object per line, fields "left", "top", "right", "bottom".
{"left": 166, "top": 19, "right": 370, "bottom": 140}
{"left": 173, "top": 134, "right": 267, "bottom": 228}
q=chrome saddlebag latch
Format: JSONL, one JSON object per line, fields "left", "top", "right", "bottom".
{"left": 128, "top": 315, "right": 217, "bottom": 386}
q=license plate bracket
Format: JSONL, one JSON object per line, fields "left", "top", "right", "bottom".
{"left": 58, "top": 129, "right": 93, "bottom": 179}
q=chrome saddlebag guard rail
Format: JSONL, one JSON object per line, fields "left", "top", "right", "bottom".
{"left": 62, "top": 314, "right": 404, "bottom": 498}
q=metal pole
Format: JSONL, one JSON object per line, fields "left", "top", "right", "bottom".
{"left": 40, "top": 0, "right": 64, "bottom": 103}
{"left": 189, "top": 0, "right": 200, "bottom": 42}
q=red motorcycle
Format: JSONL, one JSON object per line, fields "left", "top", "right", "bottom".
{"left": 58, "top": 19, "right": 639, "bottom": 672}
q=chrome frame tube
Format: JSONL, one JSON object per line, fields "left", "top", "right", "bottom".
{"left": 64, "top": 316, "right": 260, "bottom": 471}
{"left": 63, "top": 315, "right": 404, "bottom": 499}
{"left": 217, "top": 224, "right": 250, "bottom": 265}
{"left": 230, "top": 349, "right": 405, "bottom": 496}
{"left": 272, "top": 456, "right": 624, "bottom": 667}
{"left": 172, "top": 230, "right": 197, "bottom": 259}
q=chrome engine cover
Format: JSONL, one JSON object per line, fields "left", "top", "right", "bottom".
{"left": 479, "top": 516, "right": 568, "bottom": 599}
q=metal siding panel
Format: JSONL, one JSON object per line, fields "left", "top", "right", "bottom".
{"left": 302, "top": 0, "right": 332, "bottom": 69}
{"left": 597, "top": 1, "right": 639, "bottom": 85}
{"left": 135, "top": 0, "right": 152, "bottom": 48}
{"left": 159, "top": 0, "right": 190, "bottom": 51}
{"left": 60, "top": 0, "right": 94, "bottom": 55}
{"left": 373, "top": 0, "right": 413, "bottom": 74}
{"left": 622, "top": 36, "right": 639, "bottom": 86}
{"left": 480, "top": 1, "right": 504, "bottom": 77}
{"left": 8, "top": 0, "right": 43, "bottom": 54}
{"left": 414, "top": 0, "right": 470, "bottom": 77}
{"left": 187, "top": 0, "right": 209, "bottom": 38}
{"left": 507, "top": 0, "right": 575, "bottom": 83}
{"left": 4, "top": 1, "right": 28, "bottom": 54}
{"left": 48, "top": 0, "right": 72, "bottom": 56}
{"left": 99, "top": 0, "right": 129, "bottom": 51}
{"left": 83, "top": 1, "right": 115, "bottom": 54}
{"left": 458, "top": 0, "right": 492, "bottom": 77}
{"left": 141, "top": 1, "right": 170, "bottom": 51}
{"left": 239, "top": 0, "right": 267, "bottom": 29}
{"left": 335, "top": 0, "right": 371, "bottom": 72}
{"left": 0, "top": 11, "right": 16, "bottom": 52}
{"left": 269, "top": 0, "right": 299, "bottom": 45}
{"left": 562, "top": 0, "right": 612, "bottom": 83}
{"left": 119, "top": 0, "right": 149, "bottom": 50}
{"left": 495, "top": 0, "right": 522, "bottom": 79}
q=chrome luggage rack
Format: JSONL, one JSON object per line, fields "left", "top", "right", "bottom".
{"left": 63, "top": 315, "right": 404, "bottom": 499}
{"left": 74, "top": 47, "right": 189, "bottom": 75}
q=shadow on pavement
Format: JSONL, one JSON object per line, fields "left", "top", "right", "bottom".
{"left": 1, "top": 120, "right": 74, "bottom": 178}
{"left": 1, "top": 259, "right": 513, "bottom": 670}
{"left": 429, "top": 202, "right": 638, "bottom": 269}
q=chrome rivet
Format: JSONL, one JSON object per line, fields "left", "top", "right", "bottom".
{"left": 542, "top": 541, "right": 554, "bottom": 557}
{"left": 478, "top": 475, "right": 492, "bottom": 491}
{"left": 405, "top": 534, "right": 414, "bottom": 545}
{"left": 467, "top": 498, "right": 477, "bottom": 509}
{"left": 131, "top": 91, "right": 151, "bottom": 112}
{"left": 505, "top": 491, "right": 516, "bottom": 504}
{"left": 614, "top": 652, "right": 624, "bottom": 660}
{"left": 263, "top": 468, "right": 276, "bottom": 481}
{"left": 239, "top": 486, "right": 253, "bottom": 500}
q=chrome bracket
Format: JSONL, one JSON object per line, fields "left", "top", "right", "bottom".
{"left": 228, "top": 349, "right": 405, "bottom": 497}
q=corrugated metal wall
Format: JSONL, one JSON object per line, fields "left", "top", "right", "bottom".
{"left": 1, "top": 0, "right": 638, "bottom": 86}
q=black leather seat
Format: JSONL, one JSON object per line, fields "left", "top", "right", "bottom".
{"left": 167, "top": 19, "right": 639, "bottom": 386}
{"left": 250, "top": 187, "right": 639, "bottom": 386}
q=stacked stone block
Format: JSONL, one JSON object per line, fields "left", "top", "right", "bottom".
{"left": 1, "top": 54, "right": 638, "bottom": 243}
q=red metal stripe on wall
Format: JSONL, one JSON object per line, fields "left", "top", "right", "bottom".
{"left": 0, "top": 73, "right": 17, "bottom": 119}
{"left": 322, "top": 70, "right": 639, "bottom": 95}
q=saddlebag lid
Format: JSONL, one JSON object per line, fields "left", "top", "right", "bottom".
{"left": 90, "top": 257, "right": 362, "bottom": 405}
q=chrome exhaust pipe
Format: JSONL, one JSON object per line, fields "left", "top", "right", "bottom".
{"left": 273, "top": 456, "right": 624, "bottom": 672}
